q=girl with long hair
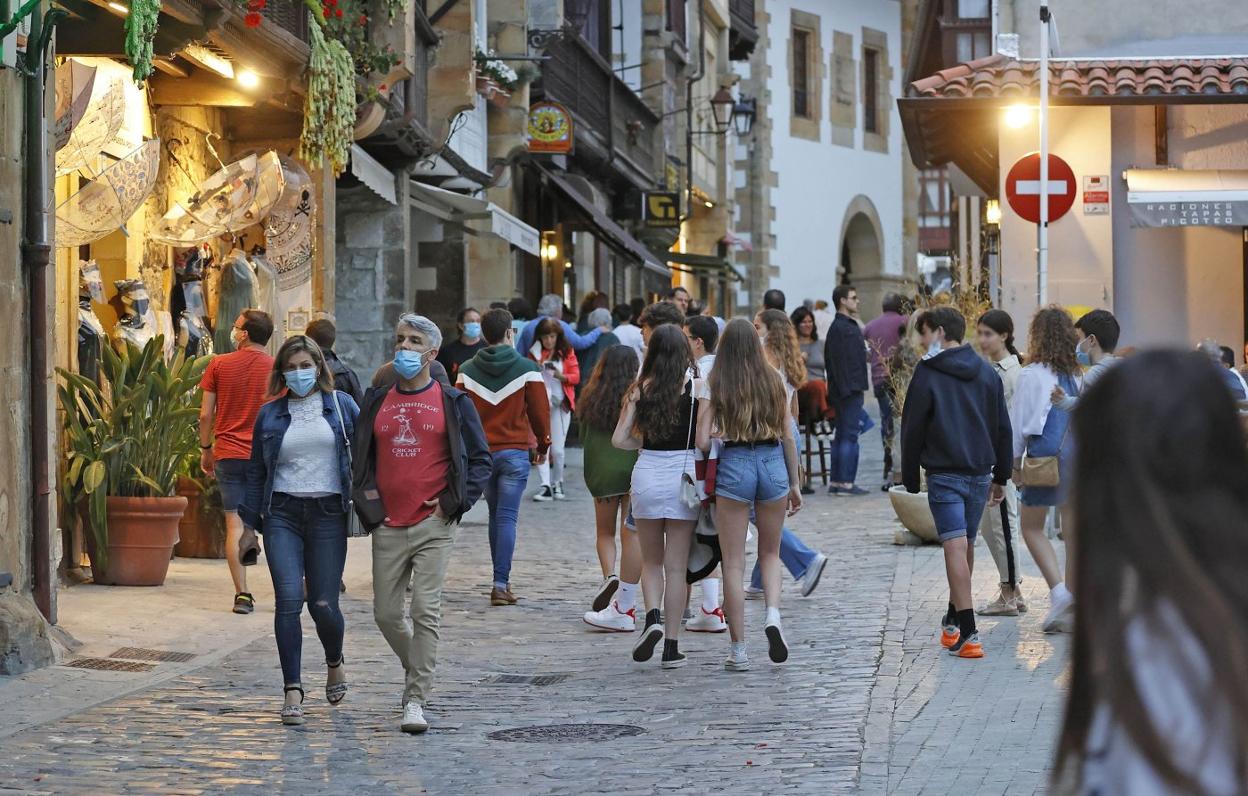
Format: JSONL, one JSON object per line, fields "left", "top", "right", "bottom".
{"left": 974, "top": 309, "right": 1027, "bottom": 616}
{"left": 612, "top": 324, "right": 700, "bottom": 668}
{"left": 1054, "top": 351, "right": 1248, "bottom": 794}
{"left": 1011, "top": 307, "right": 1080, "bottom": 633}
{"left": 240, "top": 335, "right": 359, "bottom": 725}
{"left": 697, "top": 319, "right": 804, "bottom": 671}
{"left": 580, "top": 346, "right": 644, "bottom": 631}
{"left": 528, "top": 317, "right": 579, "bottom": 501}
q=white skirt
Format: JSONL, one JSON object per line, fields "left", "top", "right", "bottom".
{"left": 630, "top": 449, "right": 699, "bottom": 521}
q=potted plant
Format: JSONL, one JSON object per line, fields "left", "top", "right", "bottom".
{"left": 174, "top": 454, "right": 227, "bottom": 560}
{"left": 58, "top": 337, "right": 210, "bottom": 585}
{"left": 885, "top": 284, "right": 993, "bottom": 544}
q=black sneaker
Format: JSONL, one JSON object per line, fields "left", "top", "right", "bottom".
{"left": 532, "top": 485, "right": 553, "bottom": 502}
{"left": 632, "top": 620, "right": 663, "bottom": 662}
{"left": 800, "top": 484, "right": 815, "bottom": 495}
{"left": 660, "top": 650, "right": 687, "bottom": 669}
{"left": 233, "top": 592, "right": 255, "bottom": 614}
{"left": 592, "top": 575, "right": 619, "bottom": 612}
{"left": 765, "top": 621, "right": 789, "bottom": 663}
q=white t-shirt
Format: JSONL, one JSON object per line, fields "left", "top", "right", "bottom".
{"left": 613, "top": 323, "right": 645, "bottom": 362}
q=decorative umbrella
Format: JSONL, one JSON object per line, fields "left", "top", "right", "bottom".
{"left": 55, "top": 139, "right": 160, "bottom": 248}
{"left": 264, "top": 155, "right": 315, "bottom": 290}
{"left": 54, "top": 59, "right": 97, "bottom": 153}
{"left": 150, "top": 150, "right": 286, "bottom": 246}
{"left": 56, "top": 80, "right": 126, "bottom": 178}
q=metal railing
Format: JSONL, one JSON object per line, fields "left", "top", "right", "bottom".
{"left": 261, "top": 0, "right": 309, "bottom": 43}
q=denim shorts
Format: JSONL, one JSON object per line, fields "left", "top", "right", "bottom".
{"left": 715, "top": 443, "right": 788, "bottom": 505}
{"left": 214, "top": 458, "right": 250, "bottom": 512}
{"left": 927, "top": 472, "right": 992, "bottom": 543}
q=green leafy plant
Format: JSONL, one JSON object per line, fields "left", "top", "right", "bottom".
{"left": 300, "top": 19, "right": 356, "bottom": 176}
{"left": 58, "top": 337, "right": 210, "bottom": 568}
{"left": 124, "top": 0, "right": 161, "bottom": 82}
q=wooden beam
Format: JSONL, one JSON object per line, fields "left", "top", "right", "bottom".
{"left": 152, "top": 56, "right": 190, "bottom": 78}
{"left": 149, "top": 69, "right": 283, "bottom": 107}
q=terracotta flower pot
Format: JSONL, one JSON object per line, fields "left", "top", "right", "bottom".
{"left": 174, "top": 477, "right": 226, "bottom": 559}
{"left": 86, "top": 496, "right": 188, "bottom": 586}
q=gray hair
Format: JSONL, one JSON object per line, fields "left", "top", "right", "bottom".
{"left": 1197, "top": 339, "right": 1223, "bottom": 362}
{"left": 588, "top": 307, "right": 612, "bottom": 328}
{"left": 537, "top": 293, "right": 563, "bottom": 318}
{"left": 396, "top": 313, "right": 443, "bottom": 349}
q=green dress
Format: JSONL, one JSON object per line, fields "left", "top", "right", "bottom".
{"left": 581, "top": 424, "right": 637, "bottom": 498}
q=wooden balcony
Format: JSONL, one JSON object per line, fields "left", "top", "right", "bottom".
{"left": 538, "top": 32, "right": 660, "bottom": 186}
{"left": 728, "top": 0, "right": 758, "bottom": 60}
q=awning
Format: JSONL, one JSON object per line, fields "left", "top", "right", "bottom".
{"left": 537, "top": 166, "right": 670, "bottom": 277}
{"left": 665, "top": 251, "right": 744, "bottom": 282}
{"left": 1124, "top": 169, "right": 1248, "bottom": 227}
{"left": 351, "top": 145, "right": 398, "bottom": 205}
{"left": 409, "top": 180, "right": 541, "bottom": 255}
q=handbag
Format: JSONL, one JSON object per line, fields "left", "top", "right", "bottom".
{"left": 330, "top": 391, "right": 369, "bottom": 538}
{"left": 1017, "top": 376, "right": 1078, "bottom": 488}
{"left": 678, "top": 388, "right": 701, "bottom": 509}
{"left": 238, "top": 527, "right": 261, "bottom": 566}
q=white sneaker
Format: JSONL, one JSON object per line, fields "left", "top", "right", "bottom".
{"left": 583, "top": 601, "right": 637, "bottom": 632}
{"left": 552, "top": 483, "right": 566, "bottom": 500}
{"left": 1042, "top": 589, "right": 1075, "bottom": 634}
{"left": 724, "top": 649, "right": 750, "bottom": 671}
{"left": 686, "top": 606, "right": 728, "bottom": 633}
{"left": 744, "top": 585, "right": 764, "bottom": 600}
{"left": 799, "top": 553, "right": 828, "bottom": 597}
{"left": 401, "top": 702, "right": 429, "bottom": 734}
{"left": 532, "top": 485, "right": 553, "bottom": 502}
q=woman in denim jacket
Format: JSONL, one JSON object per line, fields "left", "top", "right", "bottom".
{"left": 240, "top": 335, "right": 360, "bottom": 726}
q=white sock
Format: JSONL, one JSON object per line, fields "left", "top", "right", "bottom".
{"left": 730, "top": 641, "right": 747, "bottom": 657}
{"left": 765, "top": 607, "right": 782, "bottom": 627}
{"left": 701, "top": 578, "right": 720, "bottom": 612}
{"left": 616, "top": 581, "right": 639, "bottom": 613}
{"left": 1051, "top": 582, "right": 1073, "bottom": 603}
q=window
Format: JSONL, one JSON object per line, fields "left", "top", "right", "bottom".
{"left": 941, "top": 0, "right": 991, "bottom": 65}
{"left": 863, "top": 48, "right": 878, "bottom": 134}
{"left": 955, "top": 31, "right": 992, "bottom": 62}
{"left": 955, "top": 0, "right": 989, "bottom": 18}
{"left": 792, "top": 29, "right": 812, "bottom": 118}
{"left": 918, "top": 167, "right": 952, "bottom": 252}
{"left": 667, "top": 0, "right": 686, "bottom": 45}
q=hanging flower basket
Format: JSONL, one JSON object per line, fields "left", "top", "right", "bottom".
{"left": 487, "top": 85, "right": 512, "bottom": 108}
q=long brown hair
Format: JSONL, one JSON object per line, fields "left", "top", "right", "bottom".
{"left": 1026, "top": 306, "right": 1079, "bottom": 377}
{"left": 534, "top": 317, "right": 571, "bottom": 360}
{"left": 578, "top": 345, "right": 639, "bottom": 433}
{"left": 709, "top": 319, "right": 786, "bottom": 441}
{"left": 269, "top": 335, "right": 334, "bottom": 396}
{"left": 1055, "top": 351, "right": 1248, "bottom": 792}
{"left": 758, "top": 309, "right": 807, "bottom": 388}
{"left": 632, "top": 324, "right": 694, "bottom": 443}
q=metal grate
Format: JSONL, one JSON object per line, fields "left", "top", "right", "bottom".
{"left": 64, "top": 658, "right": 156, "bottom": 673}
{"left": 483, "top": 673, "right": 573, "bottom": 686}
{"left": 109, "top": 647, "right": 196, "bottom": 663}
{"left": 489, "top": 724, "right": 646, "bottom": 743}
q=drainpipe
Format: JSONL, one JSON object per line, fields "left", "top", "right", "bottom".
{"left": 681, "top": 0, "right": 706, "bottom": 224}
{"left": 23, "top": 0, "right": 53, "bottom": 622}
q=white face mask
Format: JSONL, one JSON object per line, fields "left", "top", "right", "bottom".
{"left": 923, "top": 333, "right": 945, "bottom": 359}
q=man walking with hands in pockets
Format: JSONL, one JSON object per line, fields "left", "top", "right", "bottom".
{"left": 353, "top": 314, "right": 492, "bottom": 733}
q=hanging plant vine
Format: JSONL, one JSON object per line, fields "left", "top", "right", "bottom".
{"left": 124, "top": 0, "right": 161, "bottom": 83}
{"left": 299, "top": 18, "right": 355, "bottom": 176}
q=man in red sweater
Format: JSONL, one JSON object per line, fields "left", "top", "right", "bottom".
{"left": 457, "top": 308, "right": 551, "bottom": 606}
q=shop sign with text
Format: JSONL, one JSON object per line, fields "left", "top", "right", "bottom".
{"left": 527, "top": 101, "right": 574, "bottom": 154}
{"left": 644, "top": 192, "right": 680, "bottom": 228}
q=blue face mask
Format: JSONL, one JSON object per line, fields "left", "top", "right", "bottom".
{"left": 1075, "top": 339, "right": 1092, "bottom": 367}
{"left": 394, "top": 349, "right": 427, "bottom": 379}
{"left": 463, "top": 322, "right": 482, "bottom": 339}
{"left": 283, "top": 368, "right": 317, "bottom": 397}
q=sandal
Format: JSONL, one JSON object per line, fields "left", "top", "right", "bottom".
{"left": 325, "top": 658, "right": 348, "bottom": 706}
{"left": 282, "top": 685, "right": 305, "bottom": 726}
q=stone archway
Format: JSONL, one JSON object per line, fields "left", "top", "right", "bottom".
{"left": 838, "top": 196, "right": 888, "bottom": 319}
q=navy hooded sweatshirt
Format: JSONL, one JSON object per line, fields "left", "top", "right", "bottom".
{"left": 900, "top": 344, "right": 1013, "bottom": 493}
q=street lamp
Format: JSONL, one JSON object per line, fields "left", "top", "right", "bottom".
{"left": 732, "top": 97, "right": 756, "bottom": 137}
{"left": 709, "top": 87, "right": 735, "bottom": 134}
{"left": 985, "top": 198, "right": 1002, "bottom": 225}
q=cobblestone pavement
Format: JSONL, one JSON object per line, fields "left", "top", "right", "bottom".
{"left": 0, "top": 442, "right": 1069, "bottom": 794}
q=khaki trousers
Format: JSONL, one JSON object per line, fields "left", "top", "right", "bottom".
{"left": 371, "top": 515, "right": 456, "bottom": 706}
{"left": 977, "top": 480, "right": 1021, "bottom": 587}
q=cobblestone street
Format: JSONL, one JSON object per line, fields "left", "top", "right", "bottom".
{"left": 0, "top": 446, "right": 1067, "bottom": 795}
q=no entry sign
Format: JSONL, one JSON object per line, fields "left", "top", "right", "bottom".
{"left": 1005, "top": 153, "right": 1076, "bottom": 224}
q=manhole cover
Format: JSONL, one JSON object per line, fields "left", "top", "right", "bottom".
{"left": 64, "top": 657, "right": 156, "bottom": 673}
{"left": 484, "top": 673, "right": 572, "bottom": 686}
{"left": 488, "top": 724, "right": 645, "bottom": 743}
{"left": 109, "top": 647, "right": 196, "bottom": 663}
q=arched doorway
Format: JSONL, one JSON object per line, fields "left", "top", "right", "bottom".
{"left": 839, "top": 196, "right": 884, "bottom": 286}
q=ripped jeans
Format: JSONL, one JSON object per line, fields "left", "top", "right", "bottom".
{"left": 263, "top": 493, "right": 348, "bottom": 686}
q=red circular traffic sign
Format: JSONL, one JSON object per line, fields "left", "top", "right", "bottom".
{"left": 1005, "top": 152, "right": 1076, "bottom": 224}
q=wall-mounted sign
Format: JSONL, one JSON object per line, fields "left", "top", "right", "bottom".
{"left": 527, "top": 101, "right": 574, "bottom": 154}
{"left": 1083, "top": 175, "right": 1109, "bottom": 215}
{"left": 644, "top": 191, "right": 680, "bottom": 228}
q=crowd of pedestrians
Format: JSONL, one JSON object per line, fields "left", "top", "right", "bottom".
{"left": 192, "top": 280, "right": 1248, "bottom": 792}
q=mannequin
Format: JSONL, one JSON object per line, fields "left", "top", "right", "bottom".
{"left": 112, "top": 278, "right": 158, "bottom": 350}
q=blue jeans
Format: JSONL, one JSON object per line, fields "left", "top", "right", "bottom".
{"left": 486, "top": 449, "right": 531, "bottom": 588}
{"left": 873, "top": 383, "right": 894, "bottom": 460}
{"left": 749, "top": 527, "right": 820, "bottom": 588}
{"left": 263, "top": 493, "right": 348, "bottom": 686}
{"left": 832, "top": 392, "right": 864, "bottom": 484}
{"left": 927, "top": 473, "right": 992, "bottom": 543}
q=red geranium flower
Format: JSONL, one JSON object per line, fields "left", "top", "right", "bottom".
{"left": 334, "top": 7, "right": 342, "bottom": 16}
{"left": 244, "top": 11, "right": 263, "bottom": 26}
{"left": 358, "top": 13, "right": 366, "bottom": 23}
{"left": 322, "top": 7, "right": 329, "bottom": 16}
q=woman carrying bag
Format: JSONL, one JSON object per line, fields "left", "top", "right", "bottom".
{"left": 240, "top": 336, "right": 359, "bottom": 726}
{"left": 1011, "top": 307, "right": 1081, "bottom": 635}
{"left": 529, "top": 317, "right": 580, "bottom": 501}
{"left": 612, "top": 325, "right": 700, "bottom": 669}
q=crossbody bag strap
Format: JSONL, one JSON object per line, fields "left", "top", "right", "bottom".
{"left": 681, "top": 381, "right": 696, "bottom": 470}
{"left": 330, "top": 390, "right": 352, "bottom": 468}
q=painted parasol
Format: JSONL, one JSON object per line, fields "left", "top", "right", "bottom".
{"left": 55, "top": 139, "right": 161, "bottom": 248}
{"left": 264, "top": 155, "right": 315, "bottom": 290}
{"left": 54, "top": 59, "right": 97, "bottom": 153}
{"left": 56, "top": 80, "right": 126, "bottom": 178}
{"left": 150, "top": 150, "right": 286, "bottom": 246}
